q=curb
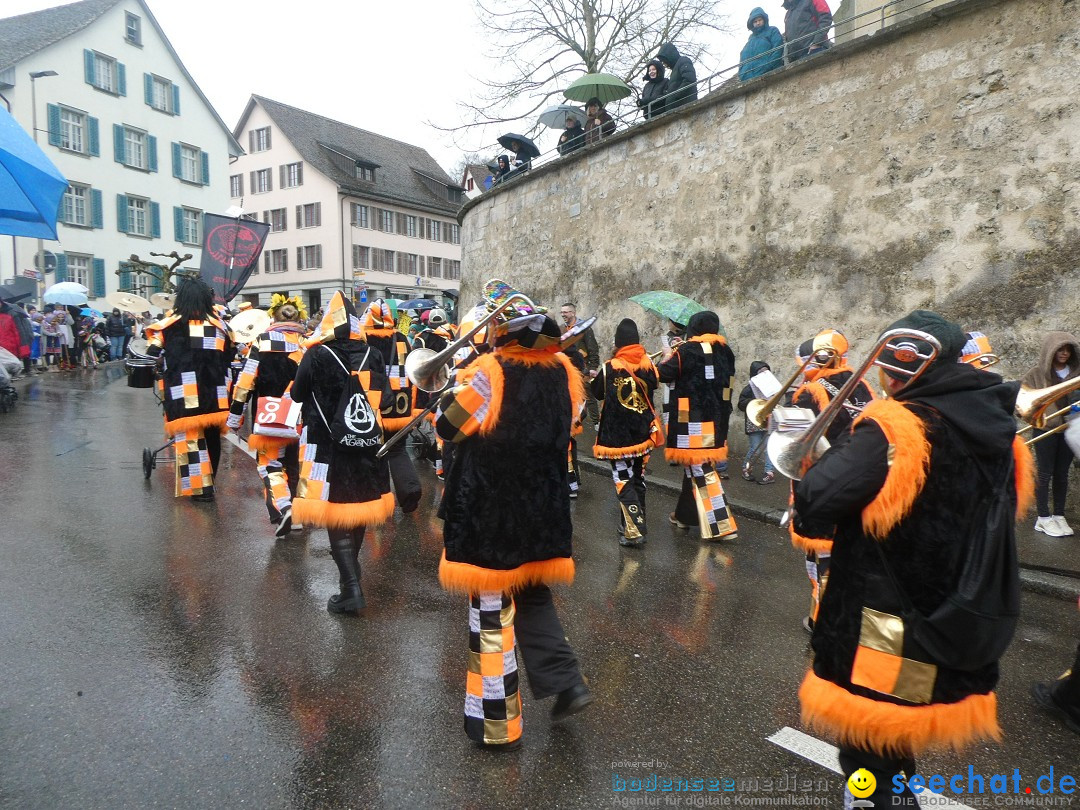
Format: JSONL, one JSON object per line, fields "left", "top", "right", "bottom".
{"left": 579, "top": 457, "right": 1080, "bottom": 602}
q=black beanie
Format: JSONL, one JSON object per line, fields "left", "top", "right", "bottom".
{"left": 880, "top": 309, "right": 966, "bottom": 377}
{"left": 614, "top": 318, "right": 640, "bottom": 348}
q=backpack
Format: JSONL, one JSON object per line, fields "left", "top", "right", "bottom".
{"left": 312, "top": 346, "right": 383, "bottom": 452}
{"left": 875, "top": 443, "right": 1019, "bottom": 671}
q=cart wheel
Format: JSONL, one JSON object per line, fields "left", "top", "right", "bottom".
{"left": 142, "top": 447, "right": 154, "bottom": 479}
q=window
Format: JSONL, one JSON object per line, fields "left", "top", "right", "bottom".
{"left": 466, "top": 177, "right": 474, "bottom": 192}
{"left": 269, "top": 208, "right": 288, "bottom": 232}
{"left": 297, "top": 202, "right": 321, "bottom": 229}
{"left": 125, "top": 13, "right": 141, "bottom": 45}
{"left": 356, "top": 164, "right": 375, "bottom": 182}
{"left": 93, "top": 53, "right": 117, "bottom": 93}
{"left": 282, "top": 162, "right": 303, "bottom": 188}
{"left": 371, "top": 249, "right": 395, "bottom": 273}
{"left": 264, "top": 249, "right": 288, "bottom": 273}
{"left": 449, "top": 188, "right": 464, "bottom": 204}
{"left": 124, "top": 127, "right": 146, "bottom": 169}
{"left": 250, "top": 127, "right": 271, "bottom": 152}
{"left": 446, "top": 260, "right": 461, "bottom": 280}
{"left": 403, "top": 254, "right": 418, "bottom": 275}
{"left": 381, "top": 209, "right": 394, "bottom": 232}
{"left": 180, "top": 145, "right": 199, "bottom": 183}
{"left": 298, "top": 245, "right": 322, "bottom": 270}
{"left": 229, "top": 174, "right": 243, "bottom": 198}
{"left": 451, "top": 224, "right": 460, "bottom": 245}
{"left": 406, "top": 215, "right": 417, "bottom": 238}
{"left": 59, "top": 108, "right": 85, "bottom": 153}
{"left": 62, "top": 184, "right": 89, "bottom": 226}
{"left": 181, "top": 208, "right": 200, "bottom": 245}
{"left": 352, "top": 245, "right": 370, "bottom": 269}
{"left": 127, "top": 196, "right": 148, "bottom": 236}
{"left": 67, "top": 254, "right": 90, "bottom": 288}
{"left": 150, "top": 76, "right": 173, "bottom": 112}
{"left": 428, "top": 220, "right": 441, "bottom": 241}
{"left": 352, "top": 204, "right": 369, "bottom": 228}
{"left": 428, "top": 257, "right": 443, "bottom": 279}
{"left": 252, "top": 169, "right": 272, "bottom": 193}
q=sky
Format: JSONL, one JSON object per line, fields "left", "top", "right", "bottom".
{"left": 3, "top": 0, "right": 780, "bottom": 178}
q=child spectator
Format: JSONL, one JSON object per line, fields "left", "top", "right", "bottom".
{"left": 737, "top": 360, "right": 777, "bottom": 484}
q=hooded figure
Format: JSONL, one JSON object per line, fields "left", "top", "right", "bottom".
{"left": 739, "top": 7, "right": 784, "bottom": 81}
{"left": 557, "top": 116, "right": 586, "bottom": 156}
{"left": 291, "top": 291, "right": 394, "bottom": 614}
{"left": 591, "top": 318, "right": 661, "bottom": 546}
{"left": 657, "top": 42, "right": 698, "bottom": 111}
{"left": 793, "top": 310, "right": 1034, "bottom": 808}
{"left": 584, "top": 97, "right": 616, "bottom": 146}
{"left": 638, "top": 59, "right": 668, "bottom": 120}
{"left": 493, "top": 154, "right": 512, "bottom": 185}
{"left": 1020, "top": 331, "right": 1080, "bottom": 537}
{"left": 783, "top": 0, "right": 833, "bottom": 62}
{"left": 657, "top": 310, "right": 738, "bottom": 540}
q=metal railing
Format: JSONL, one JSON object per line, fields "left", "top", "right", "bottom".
{"left": 477, "top": 0, "right": 944, "bottom": 192}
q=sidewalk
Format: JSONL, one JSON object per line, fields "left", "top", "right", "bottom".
{"left": 576, "top": 423, "right": 1080, "bottom": 601}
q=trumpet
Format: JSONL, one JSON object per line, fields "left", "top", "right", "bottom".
{"left": 766, "top": 329, "right": 942, "bottom": 480}
{"left": 648, "top": 336, "right": 684, "bottom": 362}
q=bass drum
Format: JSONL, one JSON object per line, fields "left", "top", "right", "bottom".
{"left": 126, "top": 358, "right": 156, "bottom": 389}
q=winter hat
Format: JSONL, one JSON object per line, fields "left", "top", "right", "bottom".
{"left": 687, "top": 310, "right": 720, "bottom": 338}
{"left": 879, "top": 310, "right": 965, "bottom": 378}
{"left": 614, "top": 318, "right": 640, "bottom": 348}
{"left": 304, "top": 290, "right": 362, "bottom": 347}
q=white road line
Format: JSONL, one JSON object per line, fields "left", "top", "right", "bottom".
{"left": 224, "top": 431, "right": 255, "bottom": 459}
{"left": 767, "top": 727, "right": 975, "bottom": 810}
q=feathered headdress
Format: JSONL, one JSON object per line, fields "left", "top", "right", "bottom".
{"left": 267, "top": 293, "right": 308, "bottom": 322}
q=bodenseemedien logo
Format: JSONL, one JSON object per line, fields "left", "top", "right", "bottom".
{"left": 847, "top": 768, "right": 877, "bottom": 799}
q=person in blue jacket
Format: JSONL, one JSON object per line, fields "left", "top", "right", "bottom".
{"left": 739, "top": 7, "right": 784, "bottom": 81}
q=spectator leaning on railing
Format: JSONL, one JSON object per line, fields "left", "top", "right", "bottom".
{"left": 783, "top": 0, "right": 833, "bottom": 62}
{"left": 638, "top": 59, "right": 668, "bottom": 120}
{"left": 739, "top": 7, "right": 785, "bottom": 81}
{"left": 657, "top": 43, "right": 698, "bottom": 111}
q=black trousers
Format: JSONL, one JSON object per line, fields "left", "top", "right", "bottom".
{"left": 384, "top": 437, "right": 421, "bottom": 512}
{"left": 838, "top": 745, "right": 919, "bottom": 808}
{"left": 205, "top": 429, "right": 221, "bottom": 477}
{"left": 675, "top": 473, "right": 697, "bottom": 525}
{"left": 1057, "top": 641, "right": 1080, "bottom": 709}
{"left": 514, "top": 584, "right": 584, "bottom": 700}
{"left": 1033, "top": 430, "right": 1074, "bottom": 516}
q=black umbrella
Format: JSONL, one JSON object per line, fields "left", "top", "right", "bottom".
{"left": 497, "top": 133, "right": 541, "bottom": 159}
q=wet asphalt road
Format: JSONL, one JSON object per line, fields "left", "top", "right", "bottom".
{"left": 1, "top": 367, "right": 1078, "bottom": 810}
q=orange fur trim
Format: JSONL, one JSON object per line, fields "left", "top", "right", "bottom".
{"left": 594, "top": 436, "right": 656, "bottom": 459}
{"left": 555, "top": 351, "right": 587, "bottom": 424}
{"left": 799, "top": 670, "right": 1000, "bottom": 756}
{"left": 665, "top": 446, "right": 728, "bottom": 465}
{"left": 793, "top": 381, "right": 830, "bottom": 414}
{"left": 790, "top": 524, "right": 834, "bottom": 554}
{"left": 246, "top": 433, "right": 297, "bottom": 452}
{"left": 381, "top": 415, "right": 415, "bottom": 432}
{"left": 610, "top": 356, "right": 657, "bottom": 374}
{"left": 362, "top": 327, "right": 395, "bottom": 338}
{"left": 292, "top": 492, "right": 395, "bottom": 529}
{"left": 853, "top": 400, "right": 930, "bottom": 539}
{"left": 473, "top": 353, "right": 505, "bottom": 436}
{"left": 688, "top": 334, "right": 727, "bottom": 347}
{"left": 163, "top": 411, "right": 229, "bottom": 437}
{"left": 438, "top": 552, "right": 575, "bottom": 595}
{"left": 1013, "top": 436, "right": 1035, "bottom": 518}
{"left": 499, "top": 346, "right": 565, "bottom": 367}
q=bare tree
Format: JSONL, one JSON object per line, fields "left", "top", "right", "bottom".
{"left": 440, "top": 0, "right": 729, "bottom": 137}
{"left": 450, "top": 151, "right": 490, "bottom": 183}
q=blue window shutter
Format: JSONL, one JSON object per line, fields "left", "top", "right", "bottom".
{"left": 147, "top": 135, "right": 158, "bottom": 173}
{"left": 150, "top": 202, "right": 161, "bottom": 238}
{"left": 144, "top": 72, "right": 153, "bottom": 105}
{"left": 87, "top": 116, "right": 100, "bottom": 156}
{"left": 117, "top": 63, "right": 126, "bottom": 96}
{"left": 200, "top": 151, "right": 210, "bottom": 185}
{"left": 172, "top": 85, "right": 181, "bottom": 115}
{"left": 116, "top": 194, "right": 128, "bottom": 233}
{"left": 113, "top": 124, "right": 125, "bottom": 163}
{"left": 47, "top": 104, "right": 61, "bottom": 146}
{"left": 120, "top": 264, "right": 132, "bottom": 291}
{"left": 55, "top": 254, "right": 68, "bottom": 283}
{"left": 90, "top": 189, "right": 103, "bottom": 229}
{"left": 84, "top": 50, "right": 95, "bottom": 85}
{"left": 171, "top": 142, "right": 181, "bottom": 178}
{"left": 173, "top": 206, "right": 183, "bottom": 241}
{"left": 93, "top": 258, "right": 106, "bottom": 297}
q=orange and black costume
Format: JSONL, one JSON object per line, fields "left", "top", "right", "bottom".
{"left": 435, "top": 308, "right": 588, "bottom": 747}
{"left": 793, "top": 312, "right": 1034, "bottom": 806}
{"left": 657, "top": 310, "right": 737, "bottom": 540}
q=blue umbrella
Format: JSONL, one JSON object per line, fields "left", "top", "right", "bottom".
{"left": 399, "top": 298, "right": 438, "bottom": 310}
{"left": 0, "top": 105, "right": 68, "bottom": 239}
{"left": 81, "top": 307, "right": 103, "bottom": 318}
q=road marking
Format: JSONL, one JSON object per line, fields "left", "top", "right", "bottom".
{"left": 767, "top": 727, "right": 974, "bottom": 810}
{"left": 224, "top": 431, "right": 255, "bottom": 459}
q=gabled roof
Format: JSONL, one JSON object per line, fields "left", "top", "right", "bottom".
{"left": 238, "top": 95, "right": 461, "bottom": 216}
{"left": 463, "top": 163, "right": 492, "bottom": 183}
{"left": 0, "top": 0, "right": 242, "bottom": 155}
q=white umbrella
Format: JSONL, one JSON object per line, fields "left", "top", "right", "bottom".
{"left": 537, "top": 104, "right": 586, "bottom": 129}
{"left": 43, "top": 281, "right": 89, "bottom": 306}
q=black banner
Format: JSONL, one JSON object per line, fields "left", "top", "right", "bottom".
{"left": 198, "top": 214, "right": 270, "bottom": 304}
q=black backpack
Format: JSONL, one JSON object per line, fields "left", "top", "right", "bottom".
{"left": 875, "top": 444, "right": 1020, "bottom": 671}
{"left": 313, "top": 346, "right": 383, "bottom": 452}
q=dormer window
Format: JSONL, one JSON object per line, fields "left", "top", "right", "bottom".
{"left": 448, "top": 187, "right": 464, "bottom": 204}
{"left": 356, "top": 163, "right": 376, "bottom": 182}
{"left": 125, "top": 13, "right": 141, "bottom": 46}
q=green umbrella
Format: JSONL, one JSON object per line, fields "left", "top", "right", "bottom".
{"left": 564, "top": 73, "right": 632, "bottom": 105}
{"left": 629, "top": 291, "right": 708, "bottom": 329}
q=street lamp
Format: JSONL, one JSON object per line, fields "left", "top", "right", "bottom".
{"left": 30, "top": 70, "right": 58, "bottom": 302}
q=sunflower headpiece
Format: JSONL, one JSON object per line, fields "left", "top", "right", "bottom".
{"left": 267, "top": 293, "right": 308, "bottom": 322}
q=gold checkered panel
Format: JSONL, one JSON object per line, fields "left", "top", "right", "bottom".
{"left": 850, "top": 606, "right": 937, "bottom": 704}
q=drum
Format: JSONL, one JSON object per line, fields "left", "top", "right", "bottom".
{"left": 126, "top": 358, "right": 156, "bottom": 389}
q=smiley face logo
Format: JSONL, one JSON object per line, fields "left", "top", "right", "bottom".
{"left": 847, "top": 769, "right": 877, "bottom": 799}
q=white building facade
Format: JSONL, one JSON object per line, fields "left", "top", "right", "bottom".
{"left": 231, "top": 96, "right": 463, "bottom": 316}
{"left": 0, "top": 0, "right": 240, "bottom": 302}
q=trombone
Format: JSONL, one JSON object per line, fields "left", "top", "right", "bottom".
{"left": 375, "top": 292, "right": 535, "bottom": 458}
{"left": 1014, "top": 376, "right": 1080, "bottom": 446}
{"left": 744, "top": 354, "right": 819, "bottom": 429}
{"left": 766, "top": 329, "right": 942, "bottom": 481}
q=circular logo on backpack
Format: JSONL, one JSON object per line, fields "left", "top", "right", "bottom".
{"left": 344, "top": 392, "right": 376, "bottom": 435}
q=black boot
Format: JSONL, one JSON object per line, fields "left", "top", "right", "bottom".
{"left": 327, "top": 533, "right": 365, "bottom": 613}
